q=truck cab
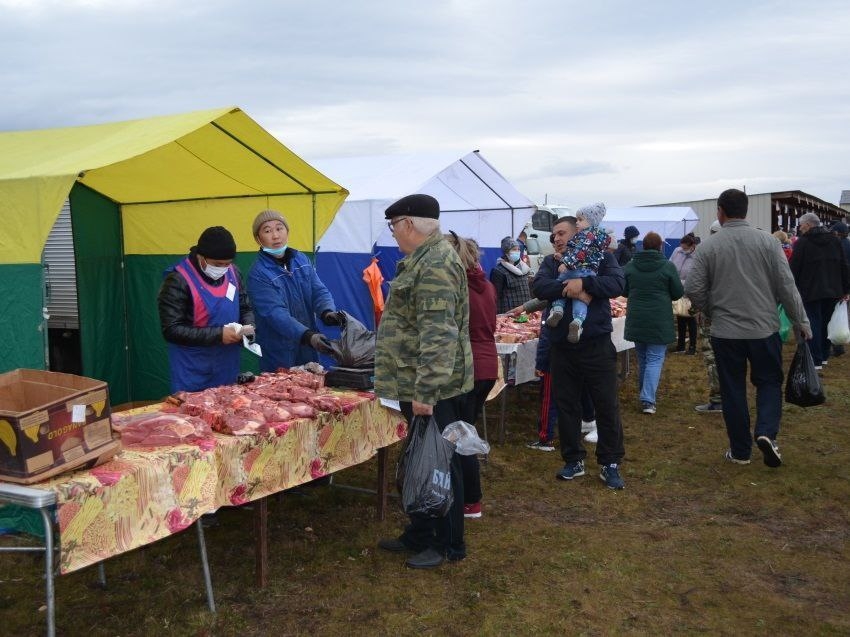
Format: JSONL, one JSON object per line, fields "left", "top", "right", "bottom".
{"left": 523, "top": 204, "right": 572, "bottom": 273}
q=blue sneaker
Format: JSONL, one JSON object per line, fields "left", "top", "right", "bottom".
{"left": 600, "top": 464, "right": 625, "bottom": 489}
{"left": 556, "top": 460, "right": 585, "bottom": 480}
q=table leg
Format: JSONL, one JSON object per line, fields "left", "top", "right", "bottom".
{"left": 39, "top": 508, "right": 55, "bottom": 637}
{"left": 253, "top": 497, "right": 269, "bottom": 589}
{"left": 377, "top": 447, "right": 388, "bottom": 521}
{"left": 195, "top": 521, "right": 216, "bottom": 612}
{"left": 499, "top": 383, "right": 508, "bottom": 445}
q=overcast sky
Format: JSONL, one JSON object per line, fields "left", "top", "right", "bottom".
{"left": 3, "top": 0, "right": 849, "bottom": 209}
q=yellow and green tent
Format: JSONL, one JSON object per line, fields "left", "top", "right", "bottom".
{"left": 0, "top": 107, "right": 347, "bottom": 402}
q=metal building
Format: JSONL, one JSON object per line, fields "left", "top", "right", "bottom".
{"left": 648, "top": 190, "right": 846, "bottom": 239}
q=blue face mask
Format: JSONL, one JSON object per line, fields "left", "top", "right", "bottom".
{"left": 508, "top": 250, "right": 521, "bottom": 263}
{"left": 262, "top": 245, "right": 287, "bottom": 257}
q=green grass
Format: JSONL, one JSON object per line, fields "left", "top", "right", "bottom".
{"left": 1, "top": 344, "right": 849, "bottom": 636}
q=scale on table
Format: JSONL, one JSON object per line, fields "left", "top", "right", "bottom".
{"left": 324, "top": 365, "right": 375, "bottom": 390}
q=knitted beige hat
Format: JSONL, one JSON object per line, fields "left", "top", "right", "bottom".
{"left": 252, "top": 210, "right": 289, "bottom": 238}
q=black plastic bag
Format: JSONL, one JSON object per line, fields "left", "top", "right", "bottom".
{"left": 785, "top": 341, "right": 826, "bottom": 407}
{"left": 395, "top": 416, "right": 455, "bottom": 518}
{"left": 327, "top": 311, "right": 375, "bottom": 368}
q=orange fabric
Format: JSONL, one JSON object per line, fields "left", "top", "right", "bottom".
{"left": 362, "top": 257, "right": 385, "bottom": 321}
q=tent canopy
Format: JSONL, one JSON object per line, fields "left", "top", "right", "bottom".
{"left": 0, "top": 107, "right": 347, "bottom": 401}
{"left": 313, "top": 150, "right": 536, "bottom": 253}
{"left": 601, "top": 206, "right": 699, "bottom": 242}
{"left": 312, "top": 151, "right": 535, "bottom": 328}
{"left": 0, "top": 107, "right": 348, "bottom": 263}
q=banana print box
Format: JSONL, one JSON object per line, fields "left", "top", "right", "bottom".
{"left": 0, "top": 369, "right": 117, "bottom": 483}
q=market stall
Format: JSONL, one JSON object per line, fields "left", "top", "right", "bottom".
{"left": 0, "top": 376, "right": 405, "bottom": 635}
{"left": 0, "top": 108, "right": 347, "bottom": 402}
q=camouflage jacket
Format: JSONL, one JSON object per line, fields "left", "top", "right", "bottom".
{"left": 374, "top": 233, "right": 474, "bottom": 404}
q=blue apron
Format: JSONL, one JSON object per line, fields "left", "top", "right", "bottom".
{"left": 167, "top": 258, "right": 241, "bottom": 392}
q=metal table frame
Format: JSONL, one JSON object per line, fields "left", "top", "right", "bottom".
{"left": 0, "top": 482, "right": 215, "bottom": 637}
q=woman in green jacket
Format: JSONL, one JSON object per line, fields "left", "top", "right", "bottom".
{"left": 623, "top": 232, "right": 684, "bottom": 414}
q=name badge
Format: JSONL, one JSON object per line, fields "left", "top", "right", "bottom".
{"left": 226, "top": 283, "right": 236, "bottom": 301}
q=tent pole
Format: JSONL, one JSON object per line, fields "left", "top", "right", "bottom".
{"left": 312, "top": 194, "right": 317, "bottom": 263}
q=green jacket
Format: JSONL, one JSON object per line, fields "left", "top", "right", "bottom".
{"left": 374, "top": 233, "right": 474, "bottom": 404}
{"left": 623, "top": 250, "right": 684, "bottom": 344}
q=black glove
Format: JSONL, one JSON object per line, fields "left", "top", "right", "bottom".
{"left": 321, "top": 310, "right": 344, "bottom": 326}
{"left": 309, "top": 333, "right": 334, "bottom": 354}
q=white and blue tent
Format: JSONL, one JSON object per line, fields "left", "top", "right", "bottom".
{"left": 312, "top": 151, "right": 536, "bottom": 328}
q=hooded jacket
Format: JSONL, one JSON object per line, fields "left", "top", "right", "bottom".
{"left": 466, "top": 265, "right": 499, "bottom": 381}
{"left": 622, "top": 250, "right": 683, "bottom": 344}
{"left": 789, "top": 226, "right": 850, "bottom": 302}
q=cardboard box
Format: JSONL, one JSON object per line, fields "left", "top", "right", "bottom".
{"left": 0, "top": 369, "right": 117, "bottom": 483}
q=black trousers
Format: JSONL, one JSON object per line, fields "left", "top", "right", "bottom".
{"left": 550, "top": 334, "right": 625, "bottom": 466}
{"left": 458, "top": 379, "right": 496, "bottom": 504}
{"left": 400, "top": 396, "right": 466, "bottom": 560}
{"left": 677, "top": 316, "right": 697, "bottom": 350}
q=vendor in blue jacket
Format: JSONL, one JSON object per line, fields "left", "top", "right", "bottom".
{"left": 531, "top": 213, "right": 627, "bottom": 490}
{"left": 248, "top": 210, "right": 342, "bottom": 370}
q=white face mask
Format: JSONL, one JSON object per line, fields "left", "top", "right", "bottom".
{"left": 205, "top": 265, "right": 228, "bottom": 280}
{"left": 201, "top": 261, "right": 229, "bottom": 280}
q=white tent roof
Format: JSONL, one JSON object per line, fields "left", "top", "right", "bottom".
{"left": 601, "top": 206, "right": 699, "bottom": 241}
{"left": 313, "top": 151, "right": 536, "bottom": 252}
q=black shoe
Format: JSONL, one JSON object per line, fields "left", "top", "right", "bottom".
{"left": 686, "top": 348, "right": 697, "bottom": 355}
{"left": 378, "top": 537, "right": 414, "bottom": 553}
{"left": 405, "top": 548, "right": 445, "bottom": 569}
{"left": 756, "top": 436, "right": 782, "bottom": 468}
{"left": 694, "top": 402, "right": 723, "bottom": 414}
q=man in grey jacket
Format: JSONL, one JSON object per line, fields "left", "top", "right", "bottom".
{"left": 686, "top": 189, "right": 811, "bottom": 468}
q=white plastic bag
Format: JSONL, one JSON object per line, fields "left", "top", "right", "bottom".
{"left": 827, "top": 301, "right": 850, "bottom": 345}
{"left": 441, "top": 421, "right": 491, "bottom": 456}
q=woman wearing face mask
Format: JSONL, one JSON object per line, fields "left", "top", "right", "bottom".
{"left": 248, "top": 209, "right": 341, "bottom": 370}
{"left": 157, "top": 225, "right": 255, "bottom": 392}
{"left": 489, "top": 236, "right": 532, "bottom": 314}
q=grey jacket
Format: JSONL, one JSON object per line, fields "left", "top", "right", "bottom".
{"left": 685, "top": 220, "right": 809, "bottom": 339}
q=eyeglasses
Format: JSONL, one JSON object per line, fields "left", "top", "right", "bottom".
{"left": 387, "top": 217, "right": 409, "bottom": 232}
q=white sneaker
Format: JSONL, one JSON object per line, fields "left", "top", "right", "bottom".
{"left": 584, "top": 428, "right": 598, "bottom": 443}
{"left": 581, "top": 419, "right": 596, "bottom": 433}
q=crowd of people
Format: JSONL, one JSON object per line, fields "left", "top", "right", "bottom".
{"left": 156, "top": 188, "right": 850, "bottom": 571}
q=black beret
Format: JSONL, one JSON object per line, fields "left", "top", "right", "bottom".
{"left": 195, "top": 226, "right": 236, "bottom": 260}
{"left": 384, "top": 193, "right": 440, "bottom": 220}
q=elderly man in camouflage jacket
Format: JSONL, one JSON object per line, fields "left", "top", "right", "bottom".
{"left": 375, "top": 193, "right": 474, "bottom": 570}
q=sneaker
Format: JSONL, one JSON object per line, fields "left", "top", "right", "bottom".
{"left": 641, "top": 402, "right": 656, "bottom": 414}
{"left": 724, "top": 450, "right": 751, "bottom": 465}
{"left": 814, "top": 365, "right": 823, "bottom": 371}
{"left": 599, "top": 464, "right": 625, "bottom": 489}
{"left": 546, "top": 307, "right": 564, "bottom": 327}
{"left": 463, "top": 502, "right": 482, "bottom": 518}
{"left": 567, "top": 319, "right": 583, "bottom": 343}
{"left": 584, "top": 428, "right": 598, "bottom": 443}
{"left": 673, "top": 348, "right": 686, "bottom": 354}
{"left": 756, "top": 436, "right": 782, "bottom": 468}
{"left": 526, "top": 439, "right": 556, "bottom": 452}
{"left": 556, "top": 460, "right": 585, "bottom": 480}
{"left": 581, "top": 419, "right": 596, "bottom": 433}
{"left": 694, "top": 402, "right": 723, "bottom": 414}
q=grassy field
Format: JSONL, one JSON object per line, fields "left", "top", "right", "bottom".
{"left": 1, "top": 343, "right": 849, "bottom": 636}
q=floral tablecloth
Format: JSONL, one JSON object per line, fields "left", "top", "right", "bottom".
{"left": 35, "top": 391, "right": 405, "bottom": 574}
